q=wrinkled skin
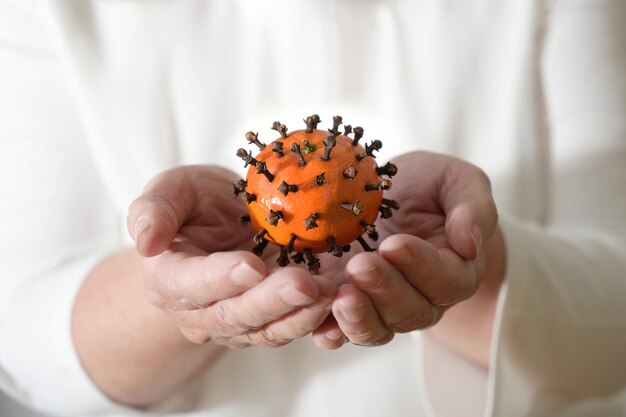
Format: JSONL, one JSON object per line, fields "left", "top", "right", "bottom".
{"left": 128, "top": 151, "right": 498, "bottom": 350}
{"left": 310, "top": 151, "right": 498, "bottom": 348}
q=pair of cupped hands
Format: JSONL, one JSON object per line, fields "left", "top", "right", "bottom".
{"left": 127, "top": 151, "right": 498, "bottom": 350}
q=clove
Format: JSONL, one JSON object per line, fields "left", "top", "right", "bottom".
{"left": 252, "top": 238, "right": 269, "bottom": 256}
{"left": 304, "top": 114, "right": 321, "bottom": 132}
{"left": 271, "top": 121, "right": 288, "bottom": 138}
{"left": 361, "top": 222, "right": 379, "bottom": 241}
{"left": 253, "top": 228, "right": 268, "bottom": 244}
{"left": 233, "top": 179, "right": 247, "bottom": 196}
{"left": 272, "top": 141, "right": 285, "bottom": 158}
{"left": 290, "top": 142, "right": 307, "bottom": 167}
{"left": 304, "top": 248, "right": 321, "bottom": 273}
{"left": 382, "top": 198, "right": 400, "bottom": 210}
{"left": 352, "top": 126, "right": 364, "bottom": 146}
{"left": 291, "top": 252, "right": 305, "bottom": 264}
{"left": 340, "top": 200, "right": 364, "bottom": 216}
{"left": 266, "top": 209, "right": 283, "bottom": 226}
{"left": 242, "top": 192, "right": 257, "bottom": 204}
{"left": 255, "top": 161, "right": 275, "bottom": 182}
{"left": 356, "top": 140, "right": 383, "bottom": 161}
{"left": 379, "top": 205, "right": 393, "bottom": 219}
{"left": 365, "top": 179, "right": 392, "bottom": 191}
{"left": 343, "top": 165, "right": 358, "bottom": 179}
{"left": 245, "top": 131, "right": 266, "bottom": 150}
{"left": 366, "top": 140, "right": 383, "bottom": 156}
{"left": 236, "top": 148, "right": 258, "bottom": 167}
{"left": 276, "top": 234, "right": 297, "bottom": 267}
{"left": 357, "top": 236, "right": 375, "bottom": 252}
{"left": 304, "top": 213, "right": 319, "bottom": 230}
{"left": 278, "top": 181, "right": 298, "bottom": 196}
{"left": 321, "top": 135, "right": 336, "bottom": 161}
{"left": 326, "top": 236, "right": 343, "bottom": 257}
{"left": 328, "top": 115, "right": 343, "bottom": 136}
{"left": 376, "top": 161, "right": 398, "bottom": 177}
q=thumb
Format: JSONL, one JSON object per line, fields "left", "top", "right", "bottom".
{"left": 127, "top": 168, "right": 195, "bottom": 257}
{"left": 441, "top": 162, "right": 498, "bottom": 260}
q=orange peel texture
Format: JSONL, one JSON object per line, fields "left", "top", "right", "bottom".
{"left": 235, "top": 115, "right": 399, "bottom": 273}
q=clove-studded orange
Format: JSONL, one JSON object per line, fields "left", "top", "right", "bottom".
{"left": 235, "top": 115, "right": 399, "bottom": 273}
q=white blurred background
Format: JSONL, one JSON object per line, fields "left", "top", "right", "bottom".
{"left": 0, "top": 391, "right": 46, "bottom": 417}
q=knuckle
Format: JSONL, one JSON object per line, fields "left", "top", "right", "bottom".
{"left": 202, "top": 302, "right": 228, "bottom": 336}
{"left": 248, "top": 330, "right": 290, "bottom": 348}
{"left": 213, "top": 302, "right": 234, "bottom": 330}
{"left": 238, "top": 296, "right": 271, "bottom": 330}
{"left": 212, "top": 301, "right": 252, "bottom": 336}
{"left": 261, "top": 327, "right": 292, "bottom": 347}
{"left": 205, "top": 302, "right": 240, "bottom": 335}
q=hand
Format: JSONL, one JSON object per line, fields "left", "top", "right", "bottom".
{"left": 127, "top": 166, "right": 336, "bottom": 348}
{"left": 312, "top": 151, "right": 502, "bottom": 355}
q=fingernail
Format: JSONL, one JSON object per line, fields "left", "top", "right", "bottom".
{"left": 133, "top": 217, "right": 151, "bottom": 242}
{"left": 350, "top": 263, "right": 378, "bottom": 276}
{"left": 339, "top": 302, "right": 366, "bottom": 323}
{"left": 325, "top": 328, "right": 344, "bottom": 340}
{"left": 348, "top": 264, "right": 381, "bottom": 289}
{"left": 383, "top": 244, "right": 412, "bottom": 267}
{"left": 279, "top": 285, "right": 315, "bottom": 306}
{"left": 229, "top": 262, "right": 263, "bottom": 286}
{"left": 470, "top": 224, "right": 483, "bottom": 254}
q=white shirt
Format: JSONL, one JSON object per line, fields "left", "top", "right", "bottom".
{"left": 0, "top": 0, "right": 625, "bottom": 416}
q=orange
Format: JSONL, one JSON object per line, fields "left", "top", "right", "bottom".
{"left": 235, "top": 116, "right": 398, "bottom": 271}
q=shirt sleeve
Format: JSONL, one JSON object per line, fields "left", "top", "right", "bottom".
{"left": 487, "top": 1, "right": 626, "bottom": 416}
{"left": 0, "top": 2, "right": 136, "bottom": 415}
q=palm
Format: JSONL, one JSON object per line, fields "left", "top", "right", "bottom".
{"left": 180, "top": 153, "right": 464, "bottom": 280}
{"left": 319, "top": 151, "right": 457, "bottom": 283}
{"left": 169, "top": 166, "right": 290, "bottom": 271}
{"left": 379, "top": 152, "right": 458, "bottom": 245}
{"left": 168, "top": 166, "right": 254, "bottom": 254}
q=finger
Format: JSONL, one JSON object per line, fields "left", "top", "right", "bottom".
{"left": 333, "top": 284, "right": 394, "bottom": 347}
{"left": 143, "top": 243, "right": 267, "bottom": 310}
{"left": 127, "top": 168, "right": 196, "bottom": 257}
{"left": 197, "top": 267, "right": 322, "bottom": 338}
{"left": 379, "top": 234, "right": 481, "bottom": 305}
{"left": 440, "top": 162, "right": 498, "bottom": 259}
{"left": 312, "top": 314, "right": 347, "bottom": 350}
{"left": 238, "top": 276, "right": 337, "bottom": 348}
{"left": 128, "top": 166, "right": 245, "bottom": 257}
{"left": 345, "top": 250, "right": 444, "bottom": 331}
